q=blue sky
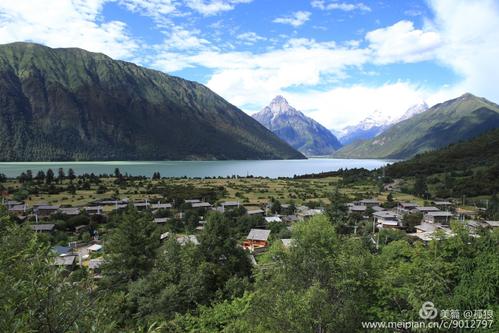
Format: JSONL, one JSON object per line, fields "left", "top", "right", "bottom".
{"left": 0, "top": 0, "right": 498, "bottom": 130}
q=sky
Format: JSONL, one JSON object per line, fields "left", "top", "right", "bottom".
{"left": 0, "top": 0, "right": 498, "bottom": 130}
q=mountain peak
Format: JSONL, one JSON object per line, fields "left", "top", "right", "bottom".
{"left": 269, "top": 95, "right": 292, "bottom": 113}
{"left": 252, "top": 96, "right": 342, "bottom": 156}
{"left": 460, "top": 92, "right": 476, "bottom": 99}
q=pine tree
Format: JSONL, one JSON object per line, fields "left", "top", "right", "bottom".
{"left": 102, "top": 208, "right": 160, "bottom": 289}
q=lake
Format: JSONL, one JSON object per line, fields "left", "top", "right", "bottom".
{"left": 0, "top": 158, "right": 391, "bottom": 178}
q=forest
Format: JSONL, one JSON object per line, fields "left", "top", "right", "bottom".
{"left": 1, "top": 193, "right": 498, "bottom": 332}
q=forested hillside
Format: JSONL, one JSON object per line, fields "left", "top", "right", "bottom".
{"left": 0, "top": 42, "right": 303, "bottom": 161}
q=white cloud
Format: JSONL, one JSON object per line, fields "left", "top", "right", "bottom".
{"left": 273, "top": 11, "right": 311, "bottom": 27}
{"left": 119, "top": 0, "right": 176, "bottom": 17}
{"left": 366, "top": 20, "right": 441, "bottom": 64}
{"left": 288, "top": 83, "right": 429, "bottom": 129}
{"left": 184, "top": 0, "right": 252, "bottom": 16}
{"left": 161, "top": 26, "right": 211, "bottom": 50}
{"left": 0, "top": 0, "right": 138, "bottom": 59}
{"left": 236, "top": 32, "right": 266, "bottom": 44}
{"left": 311, "top": 1, "right": 371, "bottom": 12}
{"left": 428, "top": 0, "right": 499, "bottom": 103}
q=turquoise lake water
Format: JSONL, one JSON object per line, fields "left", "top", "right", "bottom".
{"left": 0, "top": 158, "right": 391, "bottom": 178}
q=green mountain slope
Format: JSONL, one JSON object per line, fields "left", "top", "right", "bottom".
{"left": 335, "top": 93, "right": 499, "bottom": 159}
{"left": 252, "top": 96, "right": 342, "bottom": 156}
{"left": 385, "top": 128, "right": 499, "bottom": 196}
{"left": 0, "top": 42, "right": 304, "bottom": 161}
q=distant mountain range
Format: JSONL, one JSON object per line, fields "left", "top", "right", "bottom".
{"left": 0, "top": 42, "right": 304, "bottom": 161}
{"left": 335, "top": 93, "right": 499, "bottom": 159}
{"left": 337, "top": 103, "right": 428, "bottom": 145}
{"left": 252, "top": 96, "right": 342, "bottom": 156}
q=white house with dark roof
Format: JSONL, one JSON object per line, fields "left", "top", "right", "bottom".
{"left": 424, "top": 211, "right": 453, "bottom": 224}
{"left": 373, "top": 211, "right": 401, "bottom": 228}
{"left": 191, "top": 202, "right": 212, "bottom": 209}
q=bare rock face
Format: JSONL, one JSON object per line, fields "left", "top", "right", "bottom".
{"left": 252, "top": 96, "right": 342, "bottom": 156}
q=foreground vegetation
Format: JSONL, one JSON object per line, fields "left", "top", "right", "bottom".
{"left": 1, "top": 208, "right": 498, "bottom": 332}
{"left": 1, "top": 166, "right": 498, "bottom": 332}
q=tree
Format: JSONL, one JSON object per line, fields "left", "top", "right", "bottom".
{"left": 127, "top": 238, "right": 211, "bottom": 324}
{"left": 243, "top": 215, "right": 375, "bottom": 332}
{"left": 270, "top": 199, "right": 282, "bottom": 214}
{"left": 46, "top": 169, "right": 54, "bottom": 185}
{"left": 0, "top": 216, "right": 110, "bottom": 332}
{"left": 35, "top": 170, "right": 45, "bottom": 183}
{"left": 57, "top": 168, "right": 65, "bottom": 183}
{"left": 102, "top": 208, "right": 160, "bottom": 289}
{"left": 326, "top": 188, "right": 350, "bottom": 234}
{"left": 68, "top": 168, "right": 76, "bottom": 182}
{"left": 403, "top": 212, "right": 423, "bottom": 232}
{"left": 26, "top": 169, "right": 33, "bottom": 182}
{"left": 413, "top": 176, "right": 429, "bottom": 198}
{"left": 198, "top": 212, "right": 252, "bottom": 293}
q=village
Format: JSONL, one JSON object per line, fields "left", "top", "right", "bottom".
{"left": 2, "top": 169, "right": 498, "bottom": 277}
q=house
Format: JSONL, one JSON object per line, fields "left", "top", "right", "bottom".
{"left": 282, "top": 215, "right": 299, "bottom": 223}
{"left": 399, "top": 202, "right": 419, "bottom": 210}
{"left": 299, "top": 208, "right": 324, "bottom": 220}
{"left": 89, "top": 258, "right": 104, "bottom": 271}
{"left": 153, "top": 217, "right": 170, "bottom": 224}
{"left": 111, "top": 204, "right": 128, "bottom": 211}
{"left": 465, "top": 220, "right": 486, "bottom": 232}
{"left": 415, "top": 222, "right": 439, "bottom": 233}
{"left": 349, "top": 205, "right": 367, "bottom": 214}
{"left": 52, "top": 245, "right": 72, "bottom": 256}
{"left": 8, "top": 204, "right": 28, "bottom": 216}
{"left": 398, "top": 202, "right": 419, "bottom": 214}
{"left": 281, "top": 238, "right": 294, "bottom": 249}
{"left": 432, "top": 201, "right": 453, "bottom": 210}
{"left": 265, "top": 216, "right": 282, "bottom": 223}
{"left": 424, "top": 211, "right": 453, "bottom": 224}
{"left": 191, "top": 202, "right": 212, "bottom": 209}
{"left": 133, "top": 202, "right": 150, "bottom": 210}
{"left": 31, "top": 224, "right": 55, "bottom": 233}
{"left": 221, "top": 201, "right": 240, "bottom": 212}
{"left": 185, "top": 199, "right": 201, "bottom": 204}
{"left": 373, "top": 211, "right": 401, "bottom": 228}
{"left": 246, "top": 209, "right": 264, "bottom": 216}
{"left": 87, "top": 244, "right": 102, "bottom": 252}
{"left": 357, "top": 199, "right": 380, "bottom": 207}
{"left": 176, "top": 235, "right": 199, "bottom": 246}
{"left": 151, "top": 202, "right": 172, "bottom": 209}
{"left": 456, "top": 208, "right": 479, "bottom": 220}
{"left": 59, "top": 207, "right": 80, "bottom": 216}
{"left": 242, "top": 229, "right": 271, "bottom": 251}
{"left": 54, "top": 255, "right": 77, "bottom": 268}
{"left": 415, "top": 206, "right": 440, "bottom": 214}
{"left": 372, "top": 205, "right": 386, "bottom": 212}
{"left": 484, "top": 220, "right": 499, "bottom": 229}
{"left": 35, "top": 205, "right": 60, "bottom": 216}
{"left": 3, "top": 200, "right": 23, "bottom": 209}
{"left": 409, "top": 223, "right": 454, "bottom": 243}
{"left": 85, "top": 206, "right": 103, "bottom": 215}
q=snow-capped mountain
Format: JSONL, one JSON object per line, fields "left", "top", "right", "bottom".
{"left": 337, "top": 103, "right": 429, "bottom": 145}
{"left": 396, "top": 102, "right": 429, "bottom": 123}
{"left": 252, "top": 96, "right": 342, "bottom": 156}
